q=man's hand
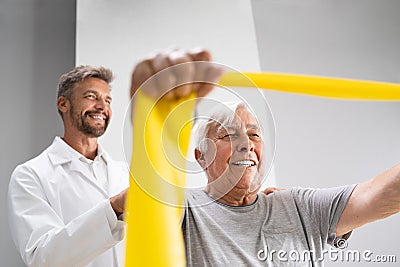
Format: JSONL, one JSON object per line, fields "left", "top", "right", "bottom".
{"left": 130, "top": 47, "right": 224, "bottom": 100}
{"left": 263, "top": 187, "right": 285, "bottom": 195}
{"left": 110, "top": 189, "right": 128, "bottom": 218}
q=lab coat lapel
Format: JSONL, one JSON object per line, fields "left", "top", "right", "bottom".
{"left": 69, "top": 158, "right": 93, "bottom": 182}
{"left": 47, "top": 138, "right": 108, "bottom": 197}
{"left": 48, "top": 137, "right": 126, "bottom": 197}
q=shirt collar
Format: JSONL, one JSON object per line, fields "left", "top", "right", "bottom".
{"left": 48, "top": 136, "right": 109, "bottom": 165}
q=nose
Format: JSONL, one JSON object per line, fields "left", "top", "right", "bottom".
{"left": 236, "top": 135, "right": 254, "bottom": 152}
{"left": 95, "top": 97, "right": 108, "bottom": 110}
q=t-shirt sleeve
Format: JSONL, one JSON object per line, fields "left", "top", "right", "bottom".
{"left": 291, "top": 184, "right": 357, "bottom": 247}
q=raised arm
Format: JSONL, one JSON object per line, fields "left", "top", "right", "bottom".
{"left": 336, "top": 163, "right": 400, "bottom": 236}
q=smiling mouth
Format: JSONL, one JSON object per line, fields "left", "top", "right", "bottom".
{"left": 86, "top": 113, "right": 107, "bottom": 121}
{"left": 89, "top": 115, "right": 105, "bottom": 120}
{"left": 231, "top": 160, "right": 255, "bottom": 167}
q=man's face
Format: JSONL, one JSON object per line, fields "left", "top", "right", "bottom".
{"left": 67, "top": 77, "right": 112, "bottom": 137}
{"left": 199, "top": 107, "right": 264, "bottom": 193}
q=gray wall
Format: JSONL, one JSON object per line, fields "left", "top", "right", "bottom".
{"left": 0, "top": 0, "right": 76, "bottom": 265}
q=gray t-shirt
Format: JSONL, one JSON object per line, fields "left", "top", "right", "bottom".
{"left": 182, "top": 185, "right": 356, "bottom": 266}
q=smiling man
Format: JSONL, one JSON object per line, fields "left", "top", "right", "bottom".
{"left": 194, "top": 102, "right": 265, "bottom": 206}
{"left": 62, "top": 77, "right": 112, "bottom": 137}
{"left": 182, "top": 101, "right": 356, "bottom": 266}
{"left": 7, "top": 66, "right": 129, "bottom": 267}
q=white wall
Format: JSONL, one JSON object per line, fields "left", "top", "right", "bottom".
{"left": 76, "top": 0, "right": 262, "bottom": 158}
{"left": 76, "top": 0, "right": 277, "bottom": 188}
{"left": 1, "top": 0, "right": 76, "bottom": 266}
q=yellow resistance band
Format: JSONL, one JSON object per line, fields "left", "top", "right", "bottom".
{"left": 125, "top": 72, "right": 400, "bottom": 267}
{"left": 125, "top": 91, "right": 195, "bottom": 267}
{"left": 219, "top": 72, "right": 400, "bottom": 100}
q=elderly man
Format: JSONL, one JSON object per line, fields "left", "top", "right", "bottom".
{"left": 182, "top": 102, "right": 354, "bottom": 266}
{"left": 130, "top": 48, "right": 400, "bottom": 266}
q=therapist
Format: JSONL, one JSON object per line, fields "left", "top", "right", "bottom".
{"left": 7, "top": 65, "right": 129, "bottom": 267}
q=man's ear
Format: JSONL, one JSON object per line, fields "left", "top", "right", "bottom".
{"left": 194, "top": 148, "right": 207, "bottom": 170}
{"left": 57, "top": 96, "right": 70, "bottom": 114}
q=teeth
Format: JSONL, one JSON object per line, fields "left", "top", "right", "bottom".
{"left": 232, "top": 160, "right": 255, "bottom": 167}
{"left": 90, "top": 115, "right": 104, "bottom": 120}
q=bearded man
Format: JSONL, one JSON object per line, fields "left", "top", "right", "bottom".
{"left": 7, "top": 66, "right": 129, "bottom": 266}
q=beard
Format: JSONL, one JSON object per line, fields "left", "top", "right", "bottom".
{"left": 70, "top": 104, "right": 109, "bottom": 137}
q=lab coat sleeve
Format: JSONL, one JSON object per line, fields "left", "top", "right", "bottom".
{"left": 7, "top": 164, "right": 126, "bottom": 267}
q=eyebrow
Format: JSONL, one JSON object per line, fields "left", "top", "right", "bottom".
{"left": 217, "top": 123, "right": 260, "bottom": 132}
{"left": 83, "top": 89, "right": 113, "bottom": 101}
{"left": 247, "top": 124, "right": 260, "bottom": 130}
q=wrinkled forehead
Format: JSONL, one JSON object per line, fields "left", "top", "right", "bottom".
{"left": 193, "top": 102, "right": 264, "bottom": 147}
{"left": 207, "top": 106, "right": 261, "bottom": 135}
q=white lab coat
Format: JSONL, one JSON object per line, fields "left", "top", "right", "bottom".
{"left": 7, "top": 137, "right": 129, "bottom": 267}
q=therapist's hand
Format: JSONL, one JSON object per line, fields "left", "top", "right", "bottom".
{"left": 263, "top": 187, "right": 285, "bottom": 195}
{"left": 130, "top": 47, "right": 224, "bottom": 100}
{"left": 110, "top": 189, "right": 127, "bottom": 219}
